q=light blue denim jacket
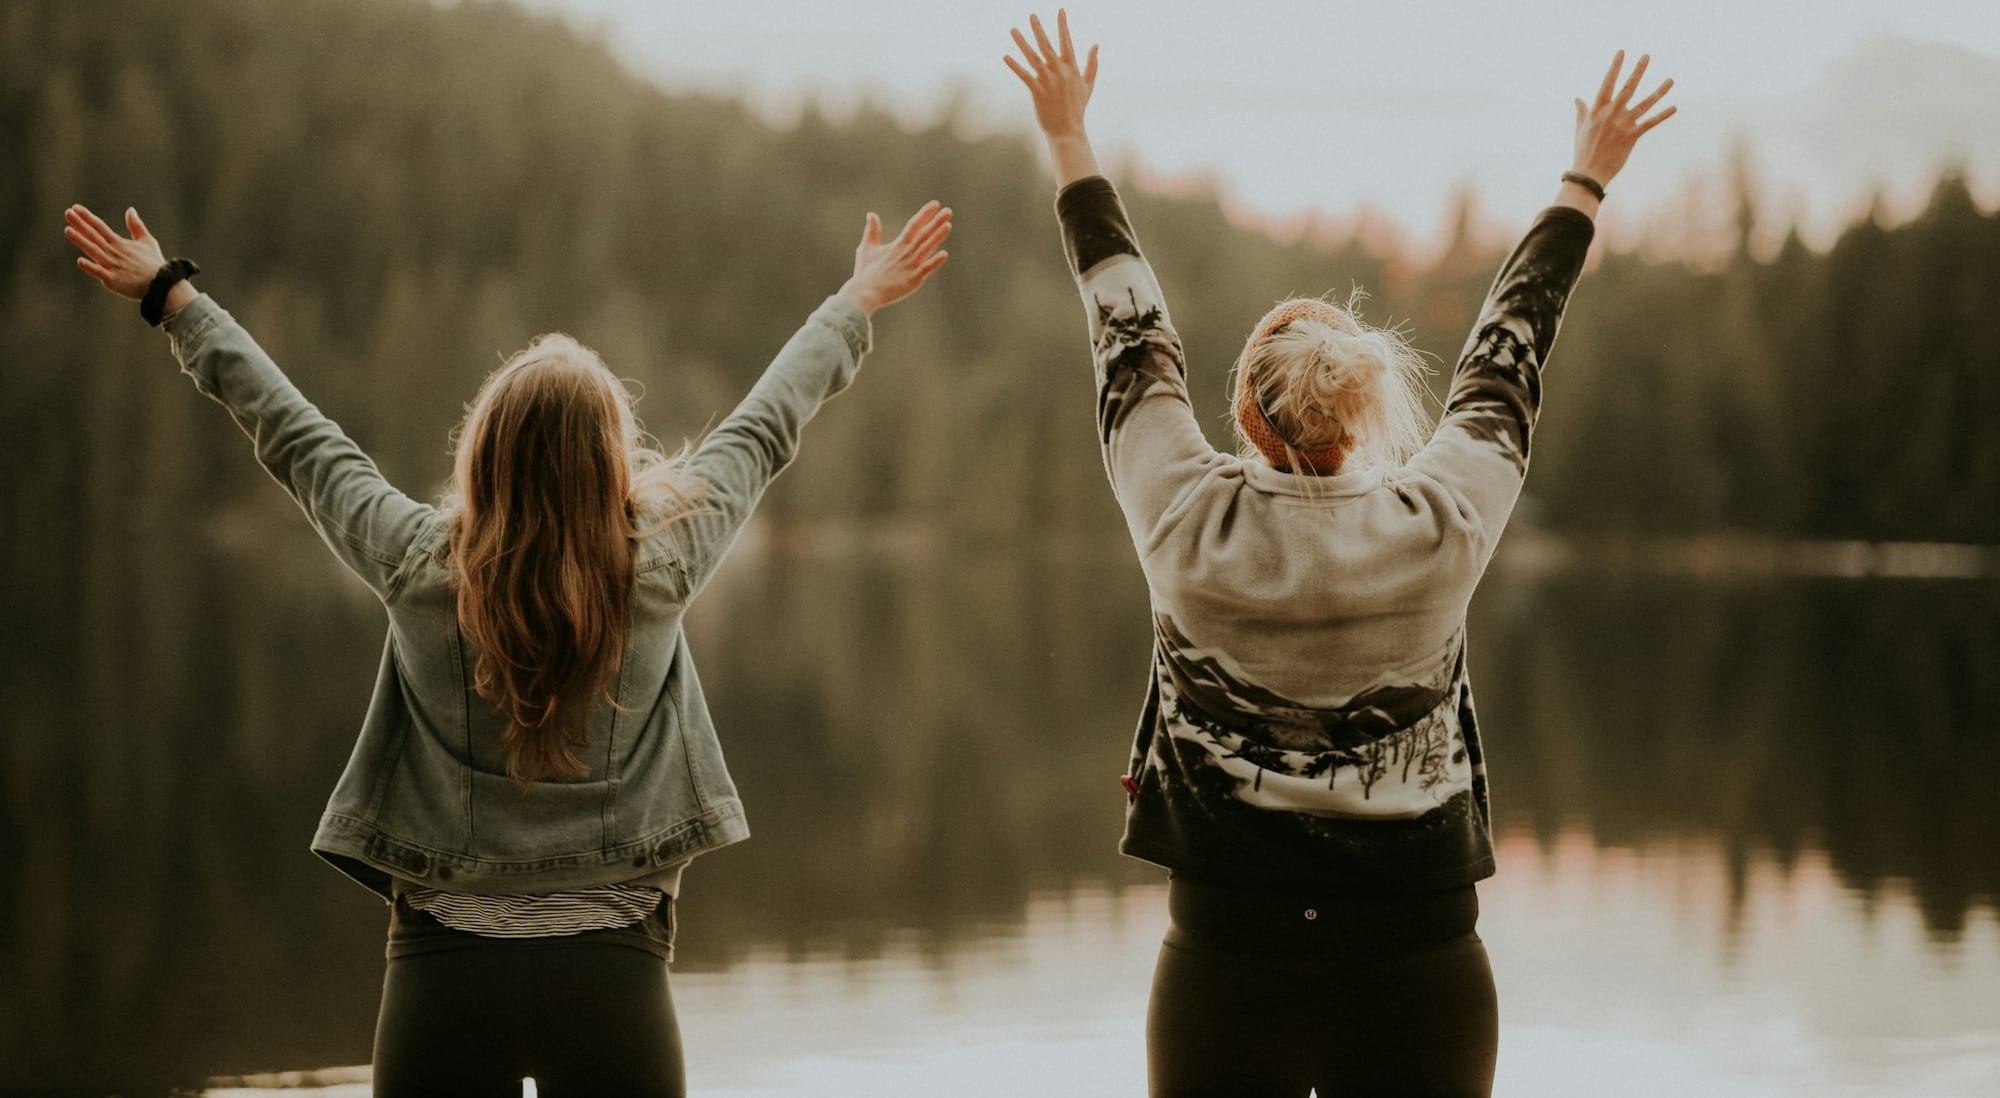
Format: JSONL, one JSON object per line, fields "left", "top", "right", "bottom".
{"left": 164, "top": 291, "right": 872, "bottom": 901}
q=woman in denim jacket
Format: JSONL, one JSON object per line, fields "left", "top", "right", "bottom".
{"left": 64, "top": 197, "right": 951, "bottom": 1095}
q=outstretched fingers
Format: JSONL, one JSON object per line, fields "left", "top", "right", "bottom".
{"left": 1029, "top": 13, "right": 1059, "bottom": 67}
{"left": 907, "top": 211, "right": 953, "bottom": 258}
{"left": 1636, "top": 104, "right": 1678, "bottom": 135}
{"left": 65, "top": 206, "right": 118, "bottom": 255}
{"left": 1057, "top": 8, "right": 1076, "bottom": 62}
{"left": 1630, "top": 76, "right": 1675, "bottom": 116}
{"left": 1595, "top": 50, "right": 1624, "bottom": 107}
{"left": 1614, "top": 53, "right": 1650, "bottom": 109}
{"left": 63, "top": 224, "right": 110, "bottom": 265}
{"left": 80, "top": 205, "right": 126, "bottom": 249}
{"left": 1010, "top": 28, "right": 1045, "bottom": 74}
{"left": 896, "top": 199, "right": 943, "bottom": 244}
{"left": 1083, "top": 43, "right": 1098, "bottom": 86}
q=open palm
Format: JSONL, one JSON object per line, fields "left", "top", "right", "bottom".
{"left": 64, "top": 204, "right": 168, "bottom": 301}
{"left": 1573, "top": 51, "right": 1676, "bottom": 186}
{"left": 1005, "top": 10, "right": 1097, "bottom": 140}
{"left": 838, "top": 200, "right": 952, "bottom": 316}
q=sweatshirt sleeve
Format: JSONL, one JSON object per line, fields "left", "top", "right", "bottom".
{"left": 1407, "top": 205, "right": 1594, "bottom": 559}
{"left": 164, "top": 293, "right": 436, "bottom": 600}
{"left": 1056, "top": 175, "right": 1221, "bottom": 548}
{"left": 668, "top": 294, "right": 872, "bottom": 598}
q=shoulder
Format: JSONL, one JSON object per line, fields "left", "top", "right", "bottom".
{"left": 411, "top": 506, "right": 453, "bottom": 564}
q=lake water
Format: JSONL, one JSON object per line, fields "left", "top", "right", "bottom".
{"left": 3, "top": 529, "right": 1997, "bottom": 1096}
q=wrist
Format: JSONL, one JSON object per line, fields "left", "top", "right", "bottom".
{"left": 1554, "top": 179, "right": 1602, "bottom": 220}
{"left": 1567, "top": 165, "right": 1613, "bottom": 192}
{"left": 140, "top": 257, "right": 201, "bottom": 326}
{"left": 163, "top": 279, "right": 198, "bottom": 315}
{"left": 835, "top": 281, "right": 880, "bottom": 318}
{"left": 1044, "top": 131, "right": 1101, "bottom": 187}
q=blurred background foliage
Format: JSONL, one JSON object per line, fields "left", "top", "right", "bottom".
{"left": 5, "top": 0, "right": 1998, "bottom": 557}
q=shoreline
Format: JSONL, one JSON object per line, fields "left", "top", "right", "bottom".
{"left": 739, "top": 518, "right": 2000, "bottom": 580}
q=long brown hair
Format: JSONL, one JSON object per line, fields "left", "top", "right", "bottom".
{"left": 448, "top": 333, "right": 699, "bottom": 784}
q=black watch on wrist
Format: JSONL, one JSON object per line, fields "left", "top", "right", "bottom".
{"left": 141, "top": 257, "right": 201, "bottom": 327}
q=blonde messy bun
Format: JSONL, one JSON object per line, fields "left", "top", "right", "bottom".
{"left": 1231, "top": 293, "right": 1435, "bottom": 474}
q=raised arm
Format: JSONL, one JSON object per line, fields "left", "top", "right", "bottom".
{"left": 669, "top": 201, "right": 952, "bottom": 597}
{"left": 1409, "top": 50, "right": 1676, "bottom": 560}
{"left": 1008, "top": 11, "right": 1220, "bottom": 545}
{"left": 65, "top": 204, "right": 433, "bottom": 600}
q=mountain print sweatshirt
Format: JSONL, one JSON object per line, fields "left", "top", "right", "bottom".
{"left": 1056, "top": 175, "right": 1594, "bottom": 893}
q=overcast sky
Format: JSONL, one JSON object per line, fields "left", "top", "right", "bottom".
{"left": 522, "top": 0, "right": 2000, "bottom": 251}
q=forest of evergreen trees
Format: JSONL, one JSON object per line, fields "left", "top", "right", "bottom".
{"left": 4, "top": 0, "right": 1997, "bottom": 553}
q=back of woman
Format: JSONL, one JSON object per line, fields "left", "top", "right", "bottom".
{"left": 64, "top": 191, "right": 951, "bottom": 1095}
{"left": 1008, "top": 11, "right": 1674, "bottom": 1097}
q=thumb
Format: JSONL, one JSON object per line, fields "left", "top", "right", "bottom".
{"left": 863, "top": 212, "right": 882, "bottom": 247}
{"left": 125, "top": 207, "right": 150, "bottom": 240}
{"left": 1574, "top": 98, "right": 1587, "bottom": 122}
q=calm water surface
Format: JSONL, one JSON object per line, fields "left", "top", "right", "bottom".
{"left": 3, "top": 525, "right": 1996, "bottom": 1095}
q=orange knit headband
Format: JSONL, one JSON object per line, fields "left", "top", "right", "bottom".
{"left": 1232, "top": 299, "right": 1358, "bottom": 474}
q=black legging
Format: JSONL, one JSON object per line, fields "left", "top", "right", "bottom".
{"left": 1148, "top": 875, "right": 1498, "bottom": 1098}
{"left": 372, "top": 898, "right": 684, "bottom": 1097}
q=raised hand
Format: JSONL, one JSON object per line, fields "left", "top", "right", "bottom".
{"left": 64, "top": 204, "right": 180, "bottom": 303}
{"left": 1006, "top": 10, "right": 1098, "bottom": 141}
{"left": 1572, "top": 51, "right": 1676, "bottom": 188}
{"left": 836, "top": 200, "right": 952, "bottom": 317}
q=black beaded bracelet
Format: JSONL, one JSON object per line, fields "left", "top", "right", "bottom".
{"left": 1561, "top": 171, "right": 1607, "bottom": 202}
{"left": 140, "top": 257, "right": 201, "bottom": 327}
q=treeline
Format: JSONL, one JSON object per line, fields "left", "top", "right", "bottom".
{"left": 5, "top": 0, "right": 1996, "bottom": 555}
{"left": 1542, "top": 182, "right": 2000, "bottom": 541}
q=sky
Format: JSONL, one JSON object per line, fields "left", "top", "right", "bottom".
{"left": 521, "top": 0, "right": 2000, "bottom": 253}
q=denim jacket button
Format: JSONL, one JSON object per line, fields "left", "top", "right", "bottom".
{"left": 653, "top": 839, "right": 676, "bottom": 861}
{"left": 632, "top": 855, "right": 648, "bottom": 869}
{"left": 436, "top": 865, "right": 453, "bottom": 882}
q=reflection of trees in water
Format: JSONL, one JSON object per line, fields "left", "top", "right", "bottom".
{"left": 4, "top": 533, "right": 1997, "bottom": 1083}
{"left": 672, "top": 546, "right": 1162, "bottom": 969}
{"left": 1472, "top": 575, "right": 2000, "bottom": 940}
{"left": 0, "top": 514, "right": 392, "bottom": 1086}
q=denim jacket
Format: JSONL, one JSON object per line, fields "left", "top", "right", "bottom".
{"left": 164, "top": 291, "right": 872, "bottom": 901}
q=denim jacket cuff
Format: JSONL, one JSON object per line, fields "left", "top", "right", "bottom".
{"left": 162, "top": 293, "right": 229, "bottom": 385}
{"left": 814, "top": 294, "right": 873, "bottom": 362}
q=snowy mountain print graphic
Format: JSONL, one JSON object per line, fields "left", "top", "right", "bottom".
{"left": 1149, "top": 614, "right": 1476, "bottom": 820}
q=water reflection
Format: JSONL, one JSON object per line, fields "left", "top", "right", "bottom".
{"left": 1473, "top": 573, "right": 2000, "bottom": 940}
{"left": 666, "top": 837, "right": 2000, "bottom": 1098}
{"left": 1, "top": 522, "right": 1996, "bottom": 1092}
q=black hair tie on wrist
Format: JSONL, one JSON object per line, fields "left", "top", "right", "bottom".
{"left": 140, "top": 257, "right": 201, "bottom": 327}
{"left": 1561, "top": 171, "right": 1607, "bottom": 202}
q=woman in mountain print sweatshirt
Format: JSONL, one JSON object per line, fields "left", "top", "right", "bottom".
{"left": 1007, "top": 11, "right": 1675, "bottom": 1096}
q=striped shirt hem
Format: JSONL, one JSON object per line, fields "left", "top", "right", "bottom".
{"left": 403, "top": 883, "right": 664, "bottom": 937}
